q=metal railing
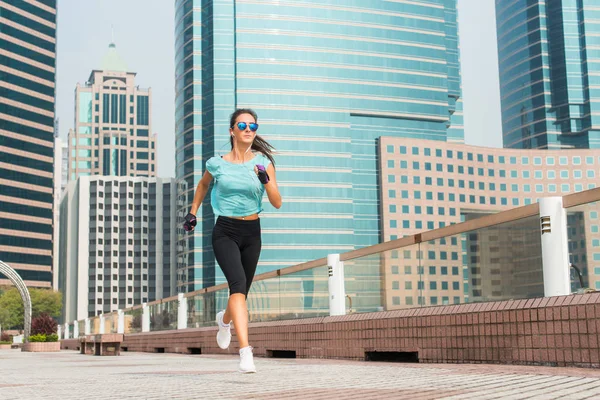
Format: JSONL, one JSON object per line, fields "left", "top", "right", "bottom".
{"left": 59, "top": 187, "right": 600, "bottom": 338}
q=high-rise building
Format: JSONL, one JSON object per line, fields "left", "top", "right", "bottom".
{"left": 68, "top": 42, "right": 157, "bottom": 182}
{"left": 58, "top": 176, "right": 177, "bottom": 321}
{"left": 174, "top": 0, "right": 464, "bottom": 291}
{"left": 496, "top": 0, "right": 600, "bottom": 149}
{"left": 0, "top": 0, "right": 57, "bottom": 288}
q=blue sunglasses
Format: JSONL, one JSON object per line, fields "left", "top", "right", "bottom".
{"left": 235, "top": 122, "right": 259, "bottom": 132}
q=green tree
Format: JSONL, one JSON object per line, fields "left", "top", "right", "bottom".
{"left": 0, "top": 288, "right": 23, "bottom": 329}
{"left": 0, "top": 287, "right": 62, "bottom": 329}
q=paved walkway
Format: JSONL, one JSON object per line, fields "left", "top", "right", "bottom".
{"left": 2, "top": 350, "right": 600, "bottom": 399}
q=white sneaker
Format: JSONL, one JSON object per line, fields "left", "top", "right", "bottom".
{"left": 239, "top": 346, "right": 257, "bottom": 373}
{"left": 216, "top": 311, "right": 231, "bottom": 349}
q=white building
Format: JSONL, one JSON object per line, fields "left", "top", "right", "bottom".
{"left": 57, "top": 176, "right": 177, "bottom": 322}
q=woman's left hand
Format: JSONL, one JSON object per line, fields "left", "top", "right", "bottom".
{"left": 258, "top": 164, "right": 282, "bottom": 209}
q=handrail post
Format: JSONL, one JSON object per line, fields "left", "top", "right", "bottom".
{"left": 99, "top": 314, "right": 105, "bottom": 334}
{"left": 327, "top": 254, "right": 346, "bottom": 316}
{"left": 142, "top": 303, "right": 150, "bottom": 332}
{"left": 117, "top": 310, "right": 125, "bottom": 334}
{"left": 177, "top": 293, "right": 187, "bottom": 330}
{"left": 539, "top": 197, "right": 571, "bottom": 296}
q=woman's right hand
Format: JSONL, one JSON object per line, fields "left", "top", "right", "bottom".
{"left": 183, "top": 213, "right": 197, "bottom": 231}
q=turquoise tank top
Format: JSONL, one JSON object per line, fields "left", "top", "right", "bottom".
{"left": 205, "top": 152, "right": 272, "bottom": 218}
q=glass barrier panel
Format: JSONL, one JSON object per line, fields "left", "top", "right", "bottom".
{"left": 247, "top": 275, "right": 280, "bottom": 323}
{"left": 419, "top": 215, "right": 544, "bottom": 305}
{"left": 247, "top": 265, "right": 329, "bottom": 322}
{"left": 278, "top": 266, "right": 329, "bottom": 320}
{"left": 90, "top": 317, "right": 100, "bottom": 335}
{"left": 188, "top": 288, "right": 229, "bottom": 328}
{"left": 566, "top": 200, "right": 600, "bottom": 293}
{"left": 103, "top": 313, "right": 118, "bottom": 334}
{"left": 344, "top": 244, "right": 421, "bottom": 313}
{"left": 149, "top": 299, "right": 178, "bottom": 332}
{"left": 186, "top": 292, "right": 207, "bottom": 329}
{"left": 124, "top": 307, "right": 143, "bottom": 334}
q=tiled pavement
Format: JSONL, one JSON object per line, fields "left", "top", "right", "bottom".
{"left": 2, "top": 350, "right": 600, "bottom": 399}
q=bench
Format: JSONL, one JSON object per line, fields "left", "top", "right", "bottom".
{"left": 79, "top": 334, "right": 123, "bottom": 356}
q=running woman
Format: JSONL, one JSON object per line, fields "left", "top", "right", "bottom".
{"left": 183, "top": 108, "right": 282, "bottom": 373}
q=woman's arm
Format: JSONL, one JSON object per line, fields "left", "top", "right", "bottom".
{"left": 189, "top": 170, "right": 213, "bottom": 215}
{"left": 263, "top": 163, "right": 282, "bottom": 209}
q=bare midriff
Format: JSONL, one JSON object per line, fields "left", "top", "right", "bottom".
{"left": 229, "top": 213, "right": 259, "bottom": 221}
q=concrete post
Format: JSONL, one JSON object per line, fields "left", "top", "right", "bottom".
{"left": 177, "top": 293, "right": 187, "bottom": 330}
{"left": 142, "top": 303, "right": 150, "bottom": 332}
{"left": 117, "top": 310, "right": 125, "bottom": 334}
{"left": 57, "top": 324, "right": 62, "bottom": 340}
{"left": 539, "top": 197, "right": 571, "bottom": 297}
{"left": 73, "top": 321, "right": 79, "bottom": 338}
{"left": 84, "top": 318, "right": 91, "bottom": 335}
{"left": 64, "top": 323, "right": 70, "bottom": 339}
{"left": 327, "top": 253, "right": 346, "bottom": 316}
{"left": 99, "top": 315, "right": 105, "bottom": 334}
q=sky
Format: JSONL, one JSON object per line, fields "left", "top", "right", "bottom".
{"left": 56, "top": 0, "right": 502, "bottom": 178}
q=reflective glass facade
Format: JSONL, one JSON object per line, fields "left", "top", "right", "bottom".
{"left": 175, "top": 0, "right": 464, "bottom": 291}
{"left": 496, "top": 0, "right": 600, "bottom": 149}
{"left": 0, "top": 0, "right": 57, "bottom": 288}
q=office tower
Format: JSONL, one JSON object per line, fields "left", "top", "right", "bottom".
{"left": 380, "top": 138, "right": 600, "bottom": 308}
{"left": 174, "top": 0, "right": 464, "bottom": 291}
{"left": 68, "top": 42, "right": 157, "bottom": 182}
{"left": 0, "top": 0, "right": 57, "bottom": 287}
{"left": 58, "top": 176, "right": 177, "bottom": 321}
{"left": 496, "top": 0, "right": 600, "bottom": 149}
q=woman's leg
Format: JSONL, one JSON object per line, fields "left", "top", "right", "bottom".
{"left": 221, "top": 236, "right": 261, "bottom": 349}
{"left": 223, "top": 293, "right": 249, "bottom": 348}
{"left": 212, "top": 231, "right": 250, "bottom": 347}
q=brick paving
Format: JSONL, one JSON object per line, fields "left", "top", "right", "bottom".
{"left": 1, "top": 350, "right": 600, "bottom": 399}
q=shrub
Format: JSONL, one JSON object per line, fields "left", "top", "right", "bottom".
{"left": 0, "top": 332, "right": 11, "bottom": 342}
{"left": 45, "top": 333, "right": 58, "bottom": 342}
{"left": 29, "top": 333, "right": 47, "bottom": 342}
{"left": 0, "top": 341, "right": 11, "bottom": 345}
{"left": 31, "top": 313, "right": 57, "bottom": 336}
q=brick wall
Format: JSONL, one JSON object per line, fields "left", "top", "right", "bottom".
{"left": 107, "top": 293, "right": 600, "bottom": 368}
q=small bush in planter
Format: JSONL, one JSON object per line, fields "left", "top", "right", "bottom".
{"left": 0, "top": 341, "right": 11, "bottom": 345}
{"left": 31, "top": 313, "right": 58, "bottom": 336}
{"left": 46, "top": 333, "right": 58, "bottom": 342}
{"left": 0, "top": 332, "right": 11, "bottom": 343}
{"left": 29, "top": 334, "right": 47, "bottom": 342}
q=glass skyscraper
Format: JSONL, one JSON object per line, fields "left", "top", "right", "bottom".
{"left": 175, "top": 0, "right": 464, "bottom": 291}
{"left": 0, "top": 0, "right": 57, "bottom": 288}
{"left": 496, "top": 0, "right": 600, "bottom": 149}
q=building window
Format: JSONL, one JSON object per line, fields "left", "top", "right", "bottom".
{"left": 400, "top": 146, "right": 407, "bottom": 154}
{"left": 559, "top": 156, "right": 568, "bottom": 166}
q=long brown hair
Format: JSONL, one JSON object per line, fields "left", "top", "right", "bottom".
{"left": 229, "top": 108, "right": 275, "bottom": 166}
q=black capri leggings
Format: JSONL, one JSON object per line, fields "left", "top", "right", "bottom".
{"left": 212, "top": 216, "right": 262, "bottom": 297}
